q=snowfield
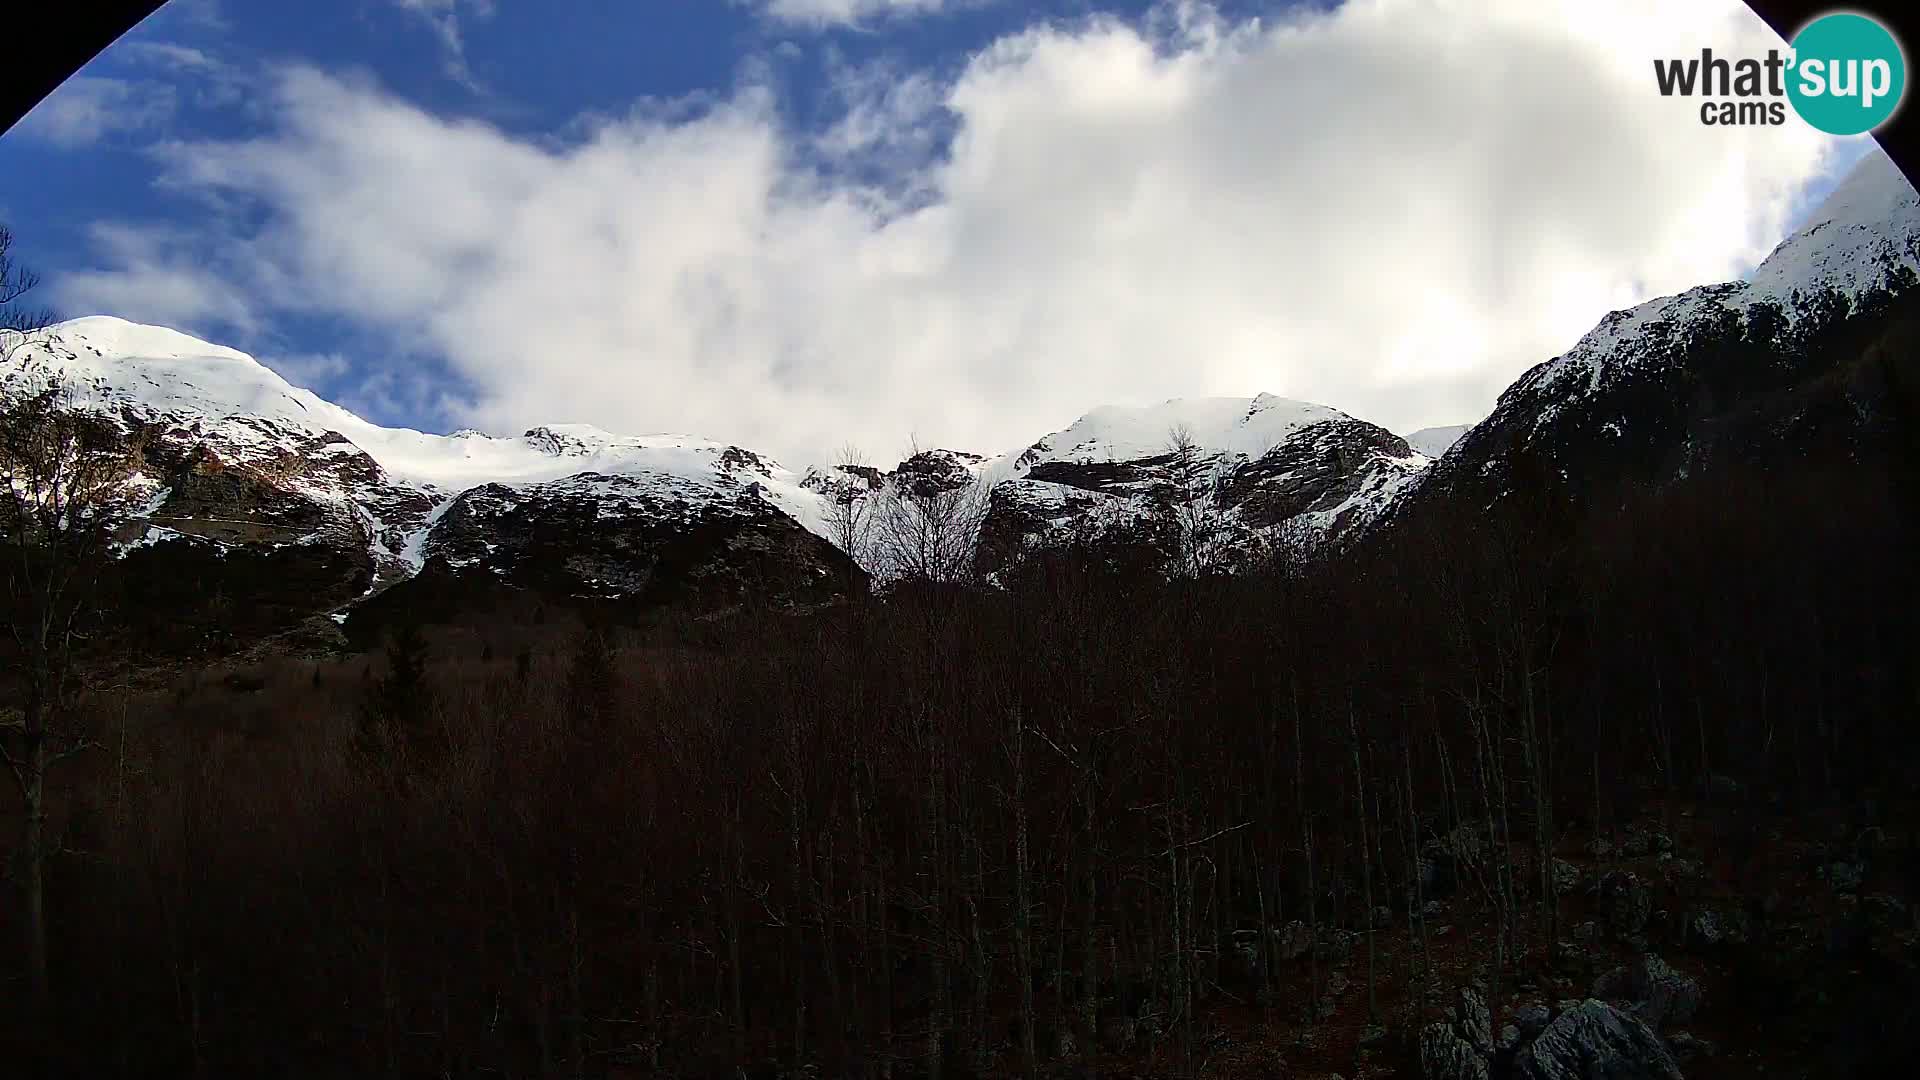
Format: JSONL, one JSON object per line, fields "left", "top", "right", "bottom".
{"left": 1010, "top": 394, "right": 1352, "bottom": 471}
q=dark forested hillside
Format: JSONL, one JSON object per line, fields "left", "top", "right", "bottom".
{"left": 3, "top": 284, "right": 1917, "bottom": 1079}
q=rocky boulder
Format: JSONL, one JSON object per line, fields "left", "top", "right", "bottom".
{"left": 1629, "top": 956, "right": 1702, "bottom": 1032}
{"left": 1422, "top": 827, "right": 1489, "bottom": 899}
{"left": 1597, "top": 871, "right": 1653, "bottom": 940}
{"left": 1593, "top": 954, "right": 1701, "bottom": 1033}
{"left": 1419, "top": 1022, "right": 1491, "bottom": 1080}
{"left": 1514, "top": 1000, "right": 1682, "bottom": 1080}
{"left": 1513, "top": 1004, "right": 1553, "bottom": 1042}
{"left": 1454, "top": 987, "right": 1494, "bottom": 1054}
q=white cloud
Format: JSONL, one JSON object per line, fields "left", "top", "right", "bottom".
{"left": 263, "top": 351, "right": 352, "bottom": 388}
{"left": 168, "top": 0, "right": 232, "bottom": 34}
{"left": 52, "top": 224, "right": 263, "bottom": 338}
{"left": 118, "top": 40, "right": 255, "bottom": 111}
{"left": 16, "top": 76, "right": 178, "bottom": 148}
{"left": 62, "top": 0, "right": 1849, "bottom": 467}
{"left": 121, "top": 42, "right": 221, "bottom": 72}
{"left": 389, "top": 0, "right": 496, "bottom": 90}
{"left": 752, "top": 0, "right": 965, "bottom": 28}
{"left": 17, "top": 38, "right": 253, "bottom": 150}
{"left": 811, "top": 53, "right": 948, "bottom": 190}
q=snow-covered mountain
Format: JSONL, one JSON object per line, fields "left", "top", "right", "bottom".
{"left": 1405, "top": 425, "right": 1470, "bottom": 459}
{"left": 1522, "top": 147, "right": 1917, "bottom": 424}
{"left": 2, "top": 316, "right": 1422, "bottom": 630}
{"left": 976, "top": 394, "right": 1430, "bottom": 575}
{"left": 1384, "top": 145, "right": 1920, "bottom": 532}
{"left": 7, "top": 144, "right": 1915, "bottom": 641}
{"left": 1, "top": 318, "right": 853, "bottom": 623}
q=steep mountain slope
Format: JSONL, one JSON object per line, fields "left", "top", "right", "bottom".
{"left": 1386, "top": 146, "right": 1920, "bottom": 532}
{"left": 1, "top": 319, "right": 855, "bottom": 649}
{"left": 13, "top": 149, "right": 1914, "bottom": 644}
{"left": 5, "top": 317, "right": 1421, "bottom": 645}
{"left": 4, "top": 318, "right": 838, "bottom": 572}
{"left": 977, "top": 394, "right": 1430, "bottom": 576}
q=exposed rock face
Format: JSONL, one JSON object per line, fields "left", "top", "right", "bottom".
{"left": 974, "top": 477, "right": 1172, "bottom": 580}
{"left": 5, "top": 318, "right": 864, "bottom": 650}
{"left": 1594, "top": 954, "right": 1701, "bottom": 1033}
{"left": 892, "top": 448, "right": 986, "bottom": 496}
{"left": 1513, "top": 1005, "right": 1553, "bottom": 1042}
{"left": 1217, "top": 418, "right": 1418, "bottom": 530}
{"left": 1421, "top": 986, "right": 1695, "bottom": 1080}
{"left": 12, "top": 318, "right": 1441, "bottom": 637}
{"left": 419, "top": 473, "right": 848, "bottom": 607}
{"left": 1419, "top": 985, "right": 1500, "bottom": 1080}
{"left": 1630, "top": 956, "right": 1702, "bottom": 1033}
{"left": 1419, "top": 1022, "right": 1491, "bottom": 1080}
{"left": 1455, "top": 987, "right": 1494, "bottom": 1054}
{"left": 1513, "top": 1000, "right": 1682, "bottom": 1080}
{"left": 125, "top": 417, "right": 431, "bottom": 564}
{"left": 978, "top": 395, "right": 1430, "bottom": 578}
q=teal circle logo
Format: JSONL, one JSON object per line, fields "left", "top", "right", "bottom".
{"left": 1787, "top": 13, "right": 1906, "bottom": 135}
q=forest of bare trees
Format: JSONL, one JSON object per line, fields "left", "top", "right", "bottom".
{"left": 0, "top": 399, "right": 1913, "bottom": 1077}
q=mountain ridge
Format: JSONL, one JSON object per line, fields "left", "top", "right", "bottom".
{"left": 6, "top": 147, "right": 1918, "bottom": 641}
{"left": 1379, "top": 145, "right": 1920, "bottom": 538}
{"left": 3, "top": 316, "right": 1432, "bottom": 598}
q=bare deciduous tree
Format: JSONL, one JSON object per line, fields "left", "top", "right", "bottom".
{"left": 1163, "top": 424, "right": 1233, "bottom": 579}
{"left": 821, "top": 442, "right": 880, "bottom": 583}
{"left": 2, "top": 228, "right": 141, "bottom": 1029}
{"left": 873, "top": 440, "right": 989, "bottom": 587}
{"left": 0, "top": 377, "right": 141, "bottom": 1022}
{"left": 1, "top": 226, "right": 56, "bottom": 365}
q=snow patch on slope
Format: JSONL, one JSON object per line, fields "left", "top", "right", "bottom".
{"left": 1533, "top": 147, "right": 1920, "bottom": 408}
{"left": 10, "top": 328, "right": 1451, "bottom": 586}
{"left": 1014, "top": 394, "right": 1347, "bottom": 472}
{"left": 1405, "top": 425, "right": 1470, "bottom": 458}
{"left": 1748, "top": 145, "right": 1920, "bottom": 303}
{"left": 9, "top": 318, "right": 827, "bottom": 508}
{"left": 5, "top": 317, "right": 841, "bottom": 577}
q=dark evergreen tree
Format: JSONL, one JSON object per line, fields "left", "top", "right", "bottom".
{"left": 355, "top": 620, "right": 435, "bottom": 766}
{"left": 565, "top": 624, "right": 619, "bottom": 736}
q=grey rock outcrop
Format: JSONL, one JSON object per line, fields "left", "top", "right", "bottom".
{"left": 1455, "top": 987, "right": 1493, "bottom": 1054}
{"left": 1419, "top": 1022, "right": 1491, "bottom": 1080}
{"left": 1597, "top": 872, "right": 1653, "bottom": 939}
{"left": 1593, "top": 954, "right": 1701, "bottom": 1033}
{"left": 1514, "top": 1000, "right": 1682, "bottom": 1080}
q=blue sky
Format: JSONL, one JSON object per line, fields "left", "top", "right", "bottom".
{"left": 5, "top": 0, "right": 1259, "bottom": 290}
{"left": 0, "top": 0, "right": 1877, "bottom": 465}
{"left": 7, "top": 0, "right": 1258, "bottom": 428}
